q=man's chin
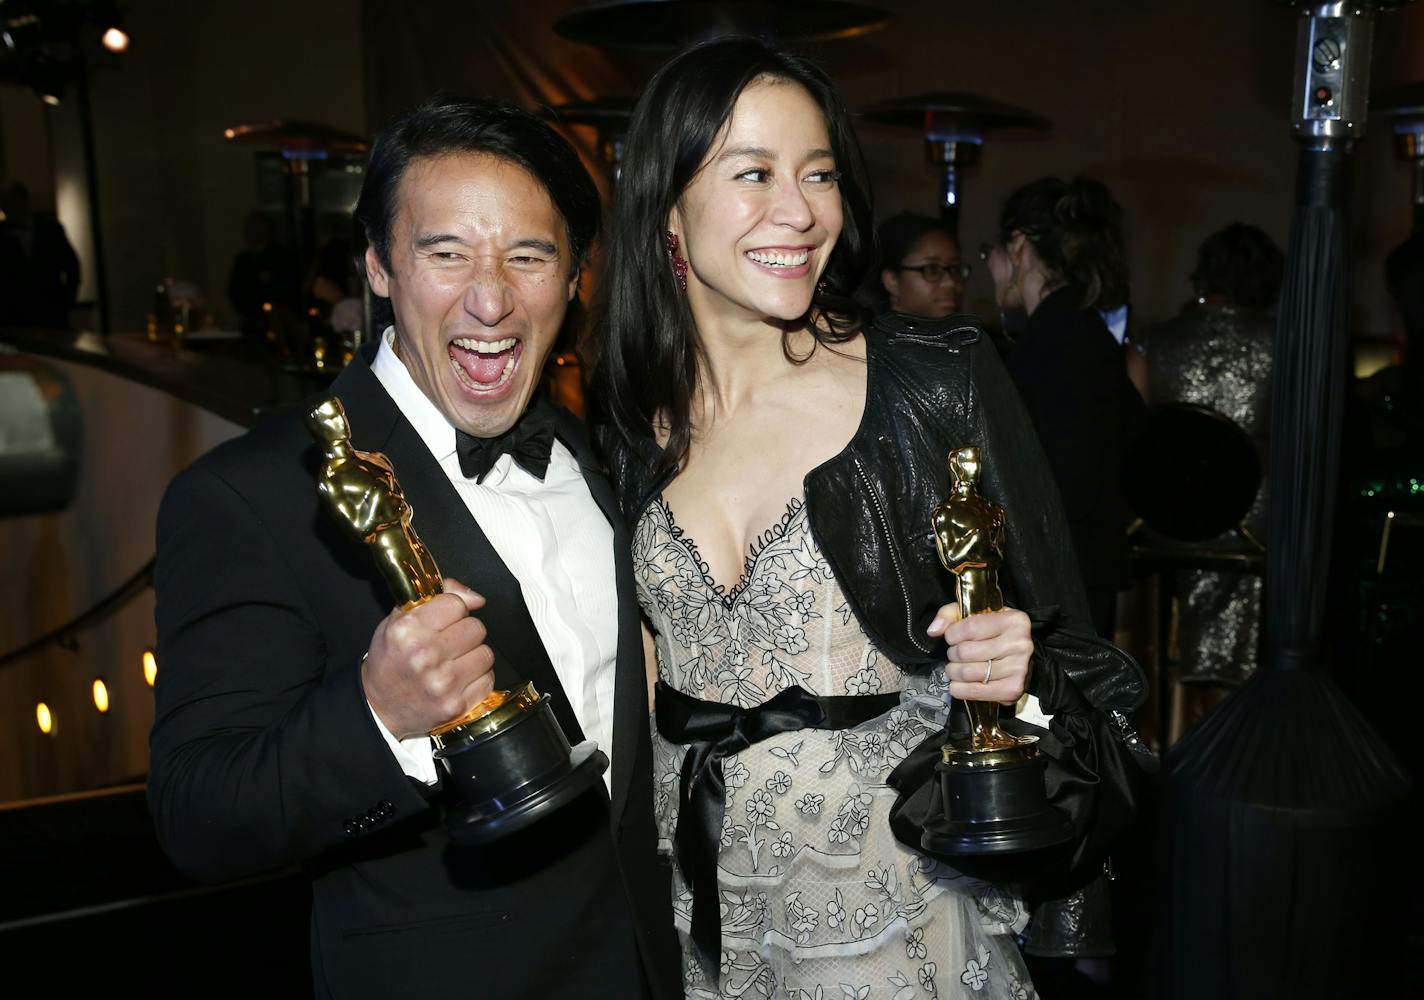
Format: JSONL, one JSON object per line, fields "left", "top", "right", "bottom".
{"left": 449, "top": 385, "right": 538, "bottom": 439}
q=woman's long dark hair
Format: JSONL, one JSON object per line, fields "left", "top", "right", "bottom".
{"left": 588, "top": 37, "right": 874, "bottom": 475}
{"left": 999, "top": 176, "right": 1129, "bottom": 312}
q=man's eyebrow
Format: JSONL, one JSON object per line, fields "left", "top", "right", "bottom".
{"left": 510, "top": 238, "right": 558, "bottom": 255}
{"left": 412, "top": 234, "right": 559, "bottom": 256}
{"left": 414, "top": 232, "right": 464, "bottom": 249}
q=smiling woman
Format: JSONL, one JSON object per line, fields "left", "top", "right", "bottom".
{"left": 591, "top": 39, "right": 872, "bottom": 483}
{"left": 589, "top": 36, "right": 1148, "bottom": 1000}
{"left": 670, "top": 83, "right": 843, "bottom": 333}
{"left": 585, "top": 36, "right": 1152, "bottom": 1000}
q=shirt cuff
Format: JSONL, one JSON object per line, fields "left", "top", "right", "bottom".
{"left": 1015, "top": 693, "right": 1054, "bottom": 729}
{"left": 368, "top": 701, "right": 438, "bottom": 786}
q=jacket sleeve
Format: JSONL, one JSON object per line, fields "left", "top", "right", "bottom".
{"left": 968, "top": 339, "right": 1146, "bottom": 714}
{"left": 888, "top": 336, "right": 1154, "bottom": 897}
{"left": 147, "top": 463, "right": 434, "bottom": 883}
{"left": 969, "top": 337, "right": 1093, "bottom": 626}
{"left": 1001, "top": 324, "right": 1100, "bottom": 524}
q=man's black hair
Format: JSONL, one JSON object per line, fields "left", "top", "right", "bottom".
{"left": 353, "top": 97, "right": 601, "bottom": 281}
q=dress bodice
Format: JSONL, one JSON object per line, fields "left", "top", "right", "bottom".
{"left": 635, "top": 496, "right": 902, "bottom": 707}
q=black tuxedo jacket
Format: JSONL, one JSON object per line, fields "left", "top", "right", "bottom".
{"left": 148, "top": 350, "right": 677, "bottom": 998}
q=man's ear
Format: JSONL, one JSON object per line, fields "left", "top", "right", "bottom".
{"left": 364, "top": 245, "right": 391, "bottom": 298}
{"left": 566, "top": 266, "right": 580, "bottom": 303}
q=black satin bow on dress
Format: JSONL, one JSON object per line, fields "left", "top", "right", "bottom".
{"left": 655, "top": 680, "right": 900, "bottom": 979}
{"left": 455, "top": 395, "right": 559, "bottom": 483}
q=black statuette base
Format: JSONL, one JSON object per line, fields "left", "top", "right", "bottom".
{"left": 435, "top": 696, "right": 609, "bottom": 846}
{"left": 921, "top": 751, "right": 1072, "bottom": 856}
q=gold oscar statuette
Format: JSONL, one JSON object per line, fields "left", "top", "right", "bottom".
{"left": 306, "top": 397, "right": 445, "bottom": 610}
{"left": 304, "top": 397, "right": 606, "bottom": 844}
{"left": 922, "top": 445, "right": 1071, "bottom": 855}
{"left": 305, "top": 397, "right": 521, "bottom": 729}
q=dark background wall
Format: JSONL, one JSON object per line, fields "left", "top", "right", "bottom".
{"left": 5, "top": 1, "right": 1420, "bottom": 346}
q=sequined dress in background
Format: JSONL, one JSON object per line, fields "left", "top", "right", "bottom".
{"left": 1145, "top": 305, "right": 1273, "bottom": 685}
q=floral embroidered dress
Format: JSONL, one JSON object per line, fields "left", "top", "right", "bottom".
{"left": 636, "top": 496, "right": 1037, "bottom": 1000}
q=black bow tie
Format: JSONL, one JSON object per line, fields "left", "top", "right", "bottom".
{"left": 455, "top": 397, "right": 559, "bottom": 483}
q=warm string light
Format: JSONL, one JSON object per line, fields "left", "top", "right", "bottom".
{"left": 31, "top": 651, "right": 156, "bottom": 735}
{"left": 101, "top": 27, "right": 129, "bottom": 53}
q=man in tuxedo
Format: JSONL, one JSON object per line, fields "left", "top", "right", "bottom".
{"left": 148, "top": 99, "right": 676, "bottom": 998}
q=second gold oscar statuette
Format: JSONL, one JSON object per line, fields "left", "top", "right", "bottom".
{"left": 921, "top": 445, "right": 1071, "bottom": 855}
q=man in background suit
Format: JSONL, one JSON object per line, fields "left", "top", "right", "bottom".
{"left": 148, "top": 99, "right": 676, "bottom": 998}
{"left": 0, "top": 180, "right": 81, "bottom": 329}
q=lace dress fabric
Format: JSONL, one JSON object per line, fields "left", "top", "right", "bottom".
{"left": 636, "top": 496, "right": 1036, "bottom": 1000}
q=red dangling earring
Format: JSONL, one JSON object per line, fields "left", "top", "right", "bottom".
{"left": 665, "top": 231, "right": 688, "bottom": 292}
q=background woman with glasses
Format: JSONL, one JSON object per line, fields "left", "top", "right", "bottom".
{"left": 871, "top": 211, "right": 969, "bottom": 317}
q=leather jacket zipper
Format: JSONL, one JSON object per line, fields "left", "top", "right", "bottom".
{"left": 853, "top": 457, "right": 932, "bottom": 654}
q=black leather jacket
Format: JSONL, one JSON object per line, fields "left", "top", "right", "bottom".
{"left": 602, "top": 311, "right": 1146, "bottom": 715}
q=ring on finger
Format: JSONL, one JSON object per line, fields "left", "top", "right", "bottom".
{"left": 983, "top": 658, "right": 994, "bottom": 684}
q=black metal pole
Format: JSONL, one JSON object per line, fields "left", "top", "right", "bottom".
{"left": 938, "top": 161, "right": 960, "bottom": 238}
{"left": 74, "top": 49, "right": 110, "bottom": 336}
{"left": 1413, "top": 158, "right": 1424, "bottom": 235}
{"left": 1160, "top": 6, "right": 1411, "bottom": 997}
{"left": 1261, "top": 144, "right": 1349, "bottom": 670}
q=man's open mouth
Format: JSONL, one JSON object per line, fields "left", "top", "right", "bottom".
{"left": 449, "top": 337, "right": 520, "bottom": 391}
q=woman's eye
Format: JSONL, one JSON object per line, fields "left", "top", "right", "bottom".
{"left": 736, "top": 168, "right": 770, "bottom": 183}
{"left": 807, "top": 169, "right": 841, "bottom": 184}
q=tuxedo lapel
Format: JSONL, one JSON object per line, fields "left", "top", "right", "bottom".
{"left": 556, "top": 410, "right": 646, "bottom": 830}
{"left": 327, "top": 358, "right": 586, "bottom": 744}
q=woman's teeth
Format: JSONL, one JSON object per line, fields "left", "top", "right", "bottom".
{"left": 747, "top": 249, "right": 809, "bottom": 267}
